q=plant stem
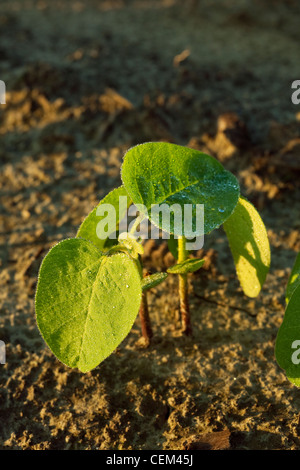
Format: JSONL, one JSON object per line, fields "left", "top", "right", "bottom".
{"left": 139, "top": 289, "right": 153, "bottom": 345}
{"left": 135, "top": 259, "right": 153, "bottom": 345}
{"left": 178, "top": 236, "right": 192, "bottom": 335}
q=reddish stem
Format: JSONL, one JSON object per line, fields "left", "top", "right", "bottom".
{"left": 139, "top": 290, "right": 153, "bottom": 344}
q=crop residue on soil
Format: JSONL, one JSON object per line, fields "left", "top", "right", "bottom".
{"left": 1, "top": 0, "right": 300, "bottom": 450}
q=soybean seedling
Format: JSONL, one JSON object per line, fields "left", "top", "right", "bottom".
{"left": 35, "top": 141, "right": 271, "bottom": 372}
{"left": 275, "top": 253, "right": 300, "bottom": 386}
{"left": 121, "top": 142, "right": 271, "bottom": 335}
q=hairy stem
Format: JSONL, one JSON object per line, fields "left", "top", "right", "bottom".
{"left": 135, "top": 260, "right": 153, "bottom": 345}
{"left": 139, "top": 289, "right": 153, "bottom": 345}
{"left": 178, "top": 236, "right": 192, "bottom": 335}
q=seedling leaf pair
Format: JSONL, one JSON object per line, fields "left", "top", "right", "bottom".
{"left": 35, "top": 238, "right": 142, "bottom": 372}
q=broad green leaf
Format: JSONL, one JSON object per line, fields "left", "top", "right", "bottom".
{"left": 76, "top": 185, "right": 132, "bottom": 251}
{"left": 167, "top": 258, "right": 205, "bottom": 274}
{"left": 35, "top": 238, "right": 142, "bottom": 372}
{"left": 141, "top": 272, "right": 168, "bottom": 291}
{"left": 121, "top": 142, "right": 240, "bottom": 236}
{"left": 223, "top": 196, "right": 270, "bottom": 298}
{"left": 275, "top": 284, "right": 300, "bottom": 387}
{"left": 286, "top": 253, "right": 300, "bottom": 304}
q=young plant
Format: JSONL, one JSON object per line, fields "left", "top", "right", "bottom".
{"left": 275, "top": 253, "right": 300, "bottom": 386}
{"left": 121, "top": 142, "right": 271, "bottom": 335}
{"left": 35, "top": 141, "right": 271, "bottom": 372}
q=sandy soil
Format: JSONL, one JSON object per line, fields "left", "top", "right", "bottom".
{"left": 1, "top": 0, "right": 300, "bottom": 450}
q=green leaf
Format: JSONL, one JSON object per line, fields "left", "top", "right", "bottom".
{"left": 35, "top": 238, "right": 142, "bottom": 372}
{"left": 121, "top": 142, "right": 240, "bottom": 236}
{"left": 286, "top": 253, "right": 300, "bottom": 304}
{"left": 275, "top": 284, "right": 300, "bottom": 387}
{"left": 223, "top": 196, "right": 270, "bottom": 298}
{"left": 141, "top": 272, "right": 168, "bottom": 291}
{"left": 167, "top": 258, "right": 205, "bottom": 274}
{"left": 76, "top": 185, "right": 132, "bottom": 251}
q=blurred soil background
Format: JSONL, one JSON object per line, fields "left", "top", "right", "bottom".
{"left": 1, "top": 0, "right": 300, "bottom": 450}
